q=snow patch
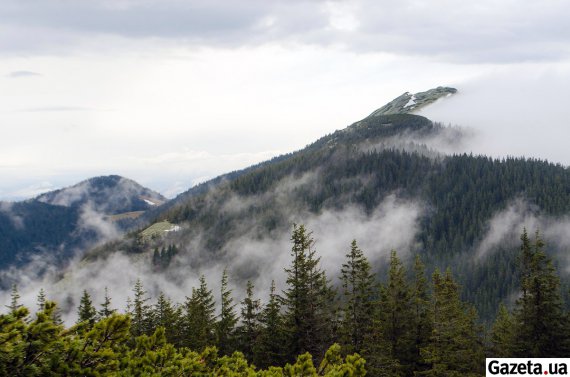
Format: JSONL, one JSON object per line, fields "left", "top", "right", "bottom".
{"left": 165, "top": 224, "right": 180, "bottom": 232}
{"left": 143, "top": 199, "right": 157, "bottom": 206}
{"left": 404, "top": 94, "right": 416, "bottom": 108}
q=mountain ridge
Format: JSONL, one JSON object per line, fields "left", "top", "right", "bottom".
{"left": 0, "top": 175, "right": 165, "bottom": 272}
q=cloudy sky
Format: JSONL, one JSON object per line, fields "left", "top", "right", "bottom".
{"left": 2, "top": 0, "right": 570, "bottom": 200}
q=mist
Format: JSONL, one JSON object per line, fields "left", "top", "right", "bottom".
{"left": 475, "top": 199, "right": 570, "bottom": 265}
{"left": 419, "top": 66, "right": 570, "bottom": 166}
{"left": 0, "top": 187, "right": 424, "bottom": 325}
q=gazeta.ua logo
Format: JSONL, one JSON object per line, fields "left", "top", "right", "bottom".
{"left": 487, "top": 358, "right": 569, "bottom": 376}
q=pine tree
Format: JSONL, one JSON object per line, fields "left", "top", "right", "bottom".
{"left": 339, "top": 239, "right": 375, "bottom": 354}
{"left": 216, "top": 269, "right": 238, "bottom": 355}
{"left": 237, "top": 280, "right": 261, "bottom": 361}
{"left": 512, "top": 230, "right": 570, "bottom": 356}
{"left": 130, "top": 279, "right": 151, "bottom": 338}
{"left": 282, "top": 224, "right": 336, "bottom": 361}
{"left": 7, "top": 284, "right": 22, "bottom": 314}
{"left": 77, "top": 290, "right": 97, "bottom": 326}
{"left": 257, "top": 280, "right": 286, "bottom": 368}
{"left": 183, "top": 275, "right": 216, "bottom": 350}
{"left": 98, "top": 286, "right": 115, "bottom": 318}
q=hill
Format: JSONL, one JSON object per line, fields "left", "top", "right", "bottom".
{"left": 0, "top": 176, "right": 165, "bottom": 273}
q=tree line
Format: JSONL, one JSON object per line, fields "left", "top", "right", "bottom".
{"left": 2, "top": 226, "right": 568, "bottom": 375}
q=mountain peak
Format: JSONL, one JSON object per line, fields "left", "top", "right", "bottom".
{"left": 368, "top": 86, "right": 457, "bottom": 117}
{"left": 36, "top": 175, "right": 165, "bottom": 215}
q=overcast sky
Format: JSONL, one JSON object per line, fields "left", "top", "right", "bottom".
{"left": 1, "top": 0, "right": 570, "bottom": 200}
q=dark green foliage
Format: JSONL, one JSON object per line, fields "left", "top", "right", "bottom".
{"left": 98, "top": 286, "right": 116, "bottom": 318}
{"left": 77, "top": 289, "right": 97, "bottom": 327}
{"left": 339, "top": 240, "right": 375, "bottom": 354}
{"left": 0, "top": 201, "right": 80, "bottom": 269}
{"left": 0, "top": 301, "right": 365, "bottom": 376}
{"left": 376, "top": 251, "right": 416, "bottom": 376}
{"left": 256, "top": 280, "right": 287, "bottom": 368}
{"left": 420, "top": 269, "right": 484, "bottom": 376}
{"left": 182, "top": 275, "right": 216, "bottom": 351}
{"left": 488, "top": 304, "right": 515, "bottom": 357}
{"left": 282, "top": 224, "right": 336, "bottom": 361}
{"left": 129, "top": 279, "right": 152, "bottom": 338}
{"left": 511, "top": 230, "right": 570, "bottom": 356}
{"left": 237, "top": 280, "right": 261, "bottom": 362}
{"left": 6, "top": 284, "right": 22, "bottom": 314}
{"left": 216, "top": 268, "right": 238, "bottom": 355}
{"left": 411, "top": 255, "right": 432, "bottom": 374}
{"left": 151, "top": 244, "right": 179, "bottom": 270}
{"left": 150, "top": 292, "right": 182, "bottom": 346}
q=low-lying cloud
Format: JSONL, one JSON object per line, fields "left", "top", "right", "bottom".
{"left": 475, "top": 198, "right": 570, "bottom": 264}
{"left": 6, "top": 70, "right": 41, "bottom": 78}
{"left": 0, "top": 188, "right": 424, "bottom": 325}
{"left": 419, "top": 67, "right": 570, "bottom": 167}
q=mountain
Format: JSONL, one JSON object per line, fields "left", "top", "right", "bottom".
{"left": 79, "top": 88, "right": 570, "bottom": 320}
{"left": 37, "top": 175, "right": 165, "bottom": 215}
{"left": 0, "top": 175, "right": 165, "bottom": 272}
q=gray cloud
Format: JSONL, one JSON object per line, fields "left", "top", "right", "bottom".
{"left": 18, "top": 106, "right": 99, "bottom": 113}
{"left": 6, "top": 70, "right": 41, "bottom": 78}
{"left": 1, "top": 0, "right": 570, "bottom": 63}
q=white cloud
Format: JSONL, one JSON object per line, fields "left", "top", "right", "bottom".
{"left": 419, "top": 63, "right": 570, "bottom": 166}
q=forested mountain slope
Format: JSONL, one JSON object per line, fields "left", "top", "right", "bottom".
{"left": 89, "top": 105, "right": 570, "bottom": 320}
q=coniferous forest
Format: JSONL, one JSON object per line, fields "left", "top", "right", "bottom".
{"left": 2, "top": 225, "right": 567, "bottom": 376}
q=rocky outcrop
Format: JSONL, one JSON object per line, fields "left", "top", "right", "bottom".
{"left": 368, "top": 86, "right": 457, "bottom": 117}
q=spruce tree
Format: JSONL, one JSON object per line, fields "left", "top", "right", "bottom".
{"left": 282, "top": 224, "right": 335, "bottom": 361}
{"left": 339, "top": 239, "right": 375, "bottom": 354}
{"left": 489, "top": 303, "right": 515, "bottom": 357}
{"left": 420, "top": 269, "right": 483, "bottom": 377}
{"left": 512, "top": 230, "right": 570, "bottom": 356}
{"left": 411, "top": 255, "right": 432, "bottom": 374}
{"left": 183, "top": 275, "right": 216, "bottom": 350}
{"left": 216, "top": 269, "right": 238, "bottom": 355}
{"left": 384, "top": 250, "right": 415, "bottom": 374}
{"left": 130, "top": 279, "right": 151, "bottom": 337}
{"left": 257, "top": 280, "right": 286, "bottom": 368}
{"left": 152, "top": 291, "right": 182, "bottom": 345}
{"left": 37, "top": 288, "right": 46, "bottom": 312}
{"left": 77, "top": 290, "right": 97, "bottom": 326}
{"left": 7, "top": 284, "right": 22, "bottom": 314}
{"left": 237, "top": 280, "right": 261, "bottom": 362}
{"left": 98, "top": 287, "right": 115, "bottom": 318}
